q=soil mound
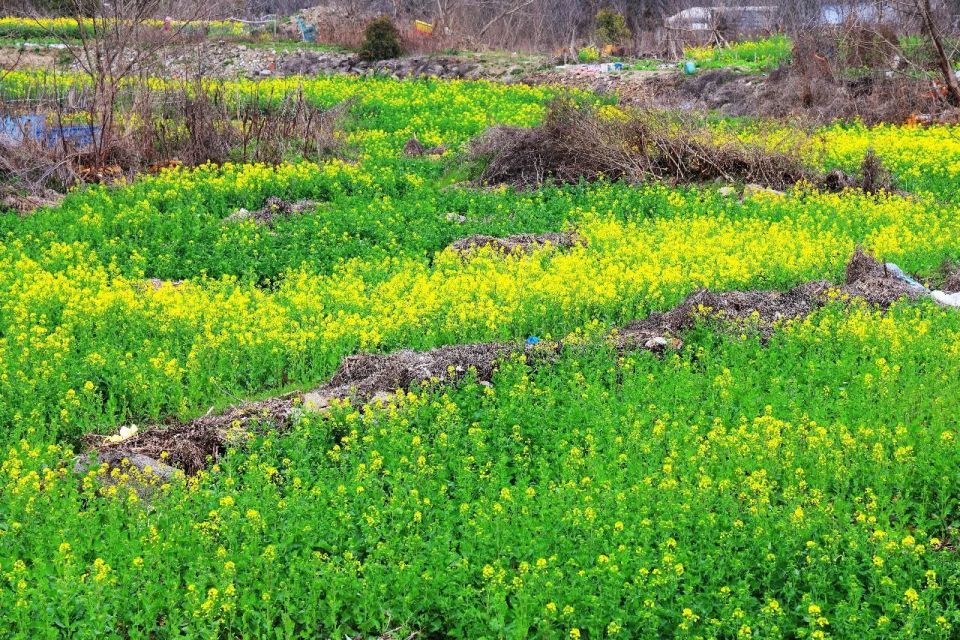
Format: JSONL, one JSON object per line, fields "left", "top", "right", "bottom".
{"left": 88, "top": 395, "right": 300, "bottom": 474}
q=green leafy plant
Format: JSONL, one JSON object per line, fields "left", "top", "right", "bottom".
{"left": 578, "top": 46, "right": 600, "bottom": 63}
{"left": 595, "top": 9, "right": 631, "bottom": 46}
{"left": 685, "top": 35, "right": 793, "bottom": 71}
{"left": 359, "top": 16, "right": 403, "bottom": 62}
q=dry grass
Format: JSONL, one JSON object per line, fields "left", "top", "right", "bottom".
{"left": 0, "top": 84, "right": 350, "bottom": 209}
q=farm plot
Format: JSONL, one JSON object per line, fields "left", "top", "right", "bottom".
{"left": 2, "top": 75, "right": 960, "bottom": 639}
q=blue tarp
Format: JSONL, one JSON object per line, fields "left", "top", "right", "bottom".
{"left": 1, "top": 115, "right": 101, "bottom": 148}
{"left": 2, "top": 115, "right": 47, "bottom": 142}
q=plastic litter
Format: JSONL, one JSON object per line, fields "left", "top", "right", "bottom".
{"left": 683, "top": 60, "right": 697, "bottom": 75}
{"left": 932, "top": 291, "right": 960, "bottom": 308}
{"left": 1, "top": 115, "right": 46, "bottom": 142}
{"left": 525, "top": 336, "right": 541, "bottom": 346}
{"left": 882, "top": 261, "right": 960, "bottom": 308}
{"left": 105, "top": 425, "right": 139, "bottom": 444}
{"left": 295, "top": 16, "right": 316, "bottom": 42}
{"left": 46, "top": 124, "right": 101, "bottom": 148}
{"left": 598, "top": 62, "right": 624, "bottom": 72}
{"left": 883, "top": 262, "right": 929, "bottom": 293}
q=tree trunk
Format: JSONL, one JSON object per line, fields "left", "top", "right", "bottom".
{"left": 918, "top": 0, "right": 960, "bottom": 105}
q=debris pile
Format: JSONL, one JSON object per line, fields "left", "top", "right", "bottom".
{"left": 468, "top": 100, "right": 885, "bottom": 192}
{"left": 403, "top": 136, "right": 446, "bottom": 157}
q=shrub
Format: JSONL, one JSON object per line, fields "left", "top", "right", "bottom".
{"left": 595, "top": 9, "right": 630, "bottom": 46}
{"left": 359, "top": 16, "right": 403, "bottom": 62}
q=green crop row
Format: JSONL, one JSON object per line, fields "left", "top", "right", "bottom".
{"left": 3, "top": 302, "right": 960, "bottom": 638}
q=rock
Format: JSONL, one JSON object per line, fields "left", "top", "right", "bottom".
{"left": 644, "top": 336, "right": 670, "bottom": 349}
{"left": 718, "top": 186, "right": 737, "bottom": 197}
{"left": 74, "top": 451, "right": 179, "bottom": 482}
{"left": 259, "top": 69, "right": 273, "bottom": 76}
{"left": 643, "top": 336, "right": 682, "bottom": 353}
{"left": 446, "top": 212, "right": 467, "bottom": 223}
{"left": 301, "top": 389, "right": 332, "bottom": 411}
{"left": 370, "top": 391, "right": 392, "bottom": 405}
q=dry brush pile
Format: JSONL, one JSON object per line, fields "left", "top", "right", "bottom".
{"left": 468, "top": 100, "right": 891, "bottom": 193}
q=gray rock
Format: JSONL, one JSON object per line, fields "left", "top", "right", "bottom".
{"left": 74, "top": 451, "right": 179, "bottom": 482}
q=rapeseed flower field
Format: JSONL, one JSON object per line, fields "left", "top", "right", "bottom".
{"left": 0, "top": 16, "right": 244, "bottom": 39}
{"left": 3, "top": 73, "right": 960, "bottom": 638}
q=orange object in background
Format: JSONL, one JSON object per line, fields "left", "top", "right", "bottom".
{"left": 148, "top": 159, "right": 182, "bottom": 174}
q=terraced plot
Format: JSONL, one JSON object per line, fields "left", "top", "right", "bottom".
{"left": 3, "top": 75, "right": 960, "bottom": 639}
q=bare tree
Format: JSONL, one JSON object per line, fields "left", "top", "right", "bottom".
{"left": 33, "top": 0, "right": 219, "bottom": 167}
{"left": 908, "top": 0, "right": 960, "bottom": 103}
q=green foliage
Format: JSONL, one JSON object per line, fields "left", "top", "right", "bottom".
{"left": 5, "top": 304, "right": 960, "bottom": 637}
{"left": 578, "top": 46, "right": 600, "bottom": 63}
{"left": 595, "top": 9, "right": 630, "bottom": 46}
{"left": 4, "top": 70, "right": 960, "bottom": 639}
{"left": 359, "top": 15, "right": 403, "bottom": 62}
{"left": 685, "top": 35, "right": 793, "bottom": 71}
